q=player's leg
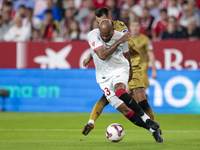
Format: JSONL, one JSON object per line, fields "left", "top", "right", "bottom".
{"left": 114, "top": 82, "right": 159, "bottom": 130}
{"left": 112, "top": 97, "right": 164, "bottom": 143}
{"left": 132, "top": 87, "right": 155, "bottom": 120}
{"left": 128, "top": 66, "right": 155, "bottom": 120}
{"left": 89, "top": 94, "right": 109, "bottom": 123}
{"left": 82, "top": 94, "right": 109, "bottom": 136}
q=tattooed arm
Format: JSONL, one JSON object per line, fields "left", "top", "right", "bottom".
{"left": 95, "top": 33, "right": 131, "bottom": 60}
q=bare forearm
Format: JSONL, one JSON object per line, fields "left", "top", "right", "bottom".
{"left": 97, "top": 40, "right": 121, "bottom": 60}
{"left": 148, "top": 52, "right": 156, "bottom": 71}
{"left": 89, "top": 53, "right": 93, "bottom": 61}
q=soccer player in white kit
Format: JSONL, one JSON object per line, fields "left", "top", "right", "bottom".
{"left": 86, "top": 19, "right": 164, "bottom": 141}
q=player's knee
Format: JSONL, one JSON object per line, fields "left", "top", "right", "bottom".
{"left": 138, "top": 100, "right": 150, "bottom": 111}
{"left": 115, "top": 89, "right": 126, "bottom": 98}
{"left": 99, "top": 94, "right": 109, "bottom": 106}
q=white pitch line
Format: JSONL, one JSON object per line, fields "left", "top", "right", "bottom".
{"left": 0, "top": 129, "right": 199, "bottom": 133}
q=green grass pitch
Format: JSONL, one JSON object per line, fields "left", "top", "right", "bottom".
{"left": 0, "top": 113, "right": 200, "bottom": 150}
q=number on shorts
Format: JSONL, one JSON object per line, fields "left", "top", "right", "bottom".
{"left": 103, "top": 87, "right": 111, "bottom": 96}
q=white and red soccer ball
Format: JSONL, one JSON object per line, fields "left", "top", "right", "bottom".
{"left": 106, "top": 123, "right": 125, "bottom": 142}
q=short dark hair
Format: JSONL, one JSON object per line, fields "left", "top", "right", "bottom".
{"left": 168, "top": 16, "right": 176, "bottom": 21}
{"left": 160, "top": 8, "right": 167, "bottom": 13}
{"left": 5, "top": 2, "right": 12, "bottom": 6}
{"left": 95, "top": 7, "right": 109, "bottom": 18}
{"left": 19, "top": 5, "right": 25, "bottom": 9}
{"left": 45, "top": 9, "right": 52, "bottom": 15}
{"left": 132, "top": 19, "right": 141, "bottom": 25}
{"left": 26, "top": 7, "right": 33, "bottom": 12}
{"left": 89, "top": 7, "right": 96, "bottom": 12}
{"left": 143, "top": 7, "right": 149, "bottom": 11}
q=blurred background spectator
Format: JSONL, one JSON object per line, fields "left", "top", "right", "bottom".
{"left": 140, "top": 7, "right": 155, "bottom": 38}
{"left": 68, "top": 20, "right": 85, "bottom": 40}
{"left": 0, "top": 0, "right": 199, "bottom": 41}
{"left": 1, "top": 1, "right": 15, "bottom": 19}
{"left": 122, "top": 0, "right": 143, "bottom": 20}
{"left": 181, "top": 19, "right": 200, "bottom": 40}
{"left": 23, "top": 7, "right": 41, "bottom": 30}
{"left": 161, "top": 16, "right": 181, "bottom": 39}
{"left": 52, "top": 28, "right": 65, "bottom": 41}
{"left": 3, "top": 15, "right": 31, "bottom": 41}
{"left": 31, "top": 28, "right": 41, "bottom": 41}
{"left": 179, "top": 4, "right": 200, "bottom": 27}
{"left": 59, "top": 8, "right": 75, "bottom": 39}
{"left": 106, "top": 0, "right": 120, "bottom": 20}
{"left": 75, "top": 0, "right": 94, "bottom": 23}
{"left": 119, "top": 8, "right": 129, "bottom": 27}
{"left": 167, "top": 0, "right": 181, "bottom": 19}
{"left": 15, "top": 5, "right": 26, "bottom": 18}
{"left": 145, "top": 0, "right": 160, "bottom": 18}
{"left": 37, "top": 0, "right": 63, "bottom": 21}
{"left": 152, "top": 8, "right": 168, "bottom": 40}
{"left": 188, "top": 0, "right": 200, "bottom": 16}
{"left": 0, "top": 11, "right": 13, "bottom": 40}
{"left": 80, "top": 7, "right": 96, "bottom": 36}
{"left": 40, "top": 9, "right": 59, "bottom": 40}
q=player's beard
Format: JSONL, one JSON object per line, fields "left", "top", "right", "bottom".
{"left": 103, "top": 37, "right": 112, "bottom": 42}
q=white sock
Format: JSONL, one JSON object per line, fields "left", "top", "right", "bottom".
{"left": 88, "top": 119, "right": 95, "bottom": 124}
{"left": 141, "top": 113, "right": 150, "bottom": 122}
{"left": 149, "top": 128, "right": 155, "bottom": 133}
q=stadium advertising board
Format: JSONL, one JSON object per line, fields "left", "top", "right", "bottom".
{"left": 0, "top": 69, "right": 199, "bottom": 113}
{"left": 0, "top": 40, "right": 200, "bottom": 69}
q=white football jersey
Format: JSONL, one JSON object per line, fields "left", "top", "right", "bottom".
{"left": 88, "top": 29, "right": 129, "bottom": 83}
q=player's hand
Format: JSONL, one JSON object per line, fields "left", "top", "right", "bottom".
{"left": 83, "top": 57, "right": 91, "bottom": 67}
{"left": 118, "top": 32, "right": 132, "bottom": 44}
{"left": 152, "top": 71, "right": 157, "bottom": 79}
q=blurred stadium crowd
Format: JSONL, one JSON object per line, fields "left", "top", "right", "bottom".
{"left": 0, "top": 0, "right": 200, "bottom": 42}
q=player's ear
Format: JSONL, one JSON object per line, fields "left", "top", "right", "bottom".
{"left": 108, "top": 16, "right": 112, "bottom": 21}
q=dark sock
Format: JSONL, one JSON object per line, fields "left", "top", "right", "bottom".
{"left": 119, "top": 93, "right": 145, "bottom": 116}
{"left": 124, "top": 110, "right": 150, "bottom": 130}
{"left": 138, "top": 100, "right": 150, "bottom": 111}
{"left": 139, "top": 100, "right": 155, "bottom": 120}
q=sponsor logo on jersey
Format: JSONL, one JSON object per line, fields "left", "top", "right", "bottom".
{"left": 116, "top": 75, "right": 120, "bottom": 77}
{"left": 122, "top": 29, "right": 128, "bottom": 34}
{"left": 92, "top": 41, "right": 95, "bottom": 47}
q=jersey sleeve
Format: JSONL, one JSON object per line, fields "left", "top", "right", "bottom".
{"left": 88, "top": 31, "right": 104, "bottom": 51}
{"left": 122, "top": 41, "right": 129, "bottom": 54}
{"left": 145, "top": 38, "right": 153, "bottom": 52}
{"left": 113, "top": 21, "right": 129, "bottom": 34}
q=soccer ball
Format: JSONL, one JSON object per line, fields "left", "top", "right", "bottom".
{"left": 106, "top": 123, "right": 125, "bottom": 142}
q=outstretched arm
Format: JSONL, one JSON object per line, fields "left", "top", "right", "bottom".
{"left": 148, "top": 51, "right": 157, "bottom": 78}
{"left": 83, "top": 54, "right": 93, "bottom": 67}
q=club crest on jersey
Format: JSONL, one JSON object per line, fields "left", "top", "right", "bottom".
{"left": 92, "top": 41, "right": 95, "bottom": 47}
{"left": 122, "top": 29, "right": 128, "bottom": 34}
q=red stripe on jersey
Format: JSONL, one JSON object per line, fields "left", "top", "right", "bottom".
{"left": 123, "top": 51, "right": 129, "bottom": 54}
{"left": 93, "top": 45, "right": 104, "bottom": 51}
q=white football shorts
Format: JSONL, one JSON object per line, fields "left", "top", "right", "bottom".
{"left": 99, "top": 67, "right": 129, "bottom": 108}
